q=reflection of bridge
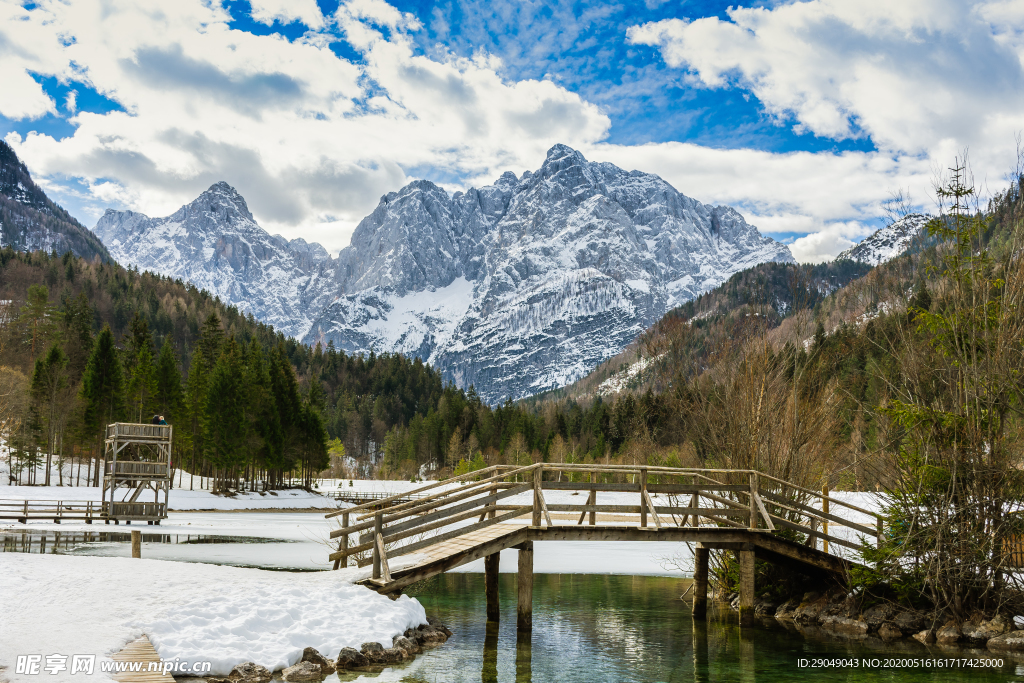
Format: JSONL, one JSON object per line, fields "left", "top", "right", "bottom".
{"left": 326, "top": 464, "right": 881, "bottom": 628}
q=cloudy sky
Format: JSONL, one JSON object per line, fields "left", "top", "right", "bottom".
{"left": 2, "top": 0, "right": 1023, "bottom": 262}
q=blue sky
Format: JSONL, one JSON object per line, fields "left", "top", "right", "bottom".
{"left": 2, "top": 0, "right": 1022, "bottom": 261}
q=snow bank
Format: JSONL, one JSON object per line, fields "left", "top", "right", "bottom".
{"left": 0, "top": 554, "right": 427, "bottom": 681}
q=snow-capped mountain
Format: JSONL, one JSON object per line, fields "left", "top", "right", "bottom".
{"left": 307, "top": 145, "right": 793, "bottom": 401}
{"left": 0, "top": 140, "right": 110, "bottom": 262}
{"left": 94, "top": 182, "right": 338, "bottom": 338}
{"left": 94, "top": 145, "right": 793, "bottom": 402}
{"left": 838, "top": 214, "right": 931, "bottom": 266}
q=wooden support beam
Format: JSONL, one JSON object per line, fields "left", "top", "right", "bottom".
{"left": 822, "top": 484, "right": 830, "bottom": 554}
{"left": 372, "top": 513, "right": 382, "bottom": 580}
{"left": 485, "top": 552, "right": 500, "bottom": 622}
{"left": 590, "top": 472, "right": 597, "bottom": 525}
{"left": 748, "top": 473, "right": 758, "bottom": 530}
{"left": 739, "top": 546, "right": 755, "bottom": 627}
{"left": 517, "top": 541, "right": 533, "bottom": 631}
{"left": 640, "top": 468, "right": 648, "bottom": 529}
{"left": 532, "top": 469, "right": 543, "bottom": 527}
{"left": 131, "top": 530, "right": 141, "bottom": 558}
{"left": 643, "top": 490, "right": 662, "bottom": 529}
{"left": 376, "top": 533, "right": 392, "bottom": 583}
{"left": 692, "top": 544, "right": 709, "bottom": 618}
{"left": 332, "top": 511, "right": 349, "bottom": 570}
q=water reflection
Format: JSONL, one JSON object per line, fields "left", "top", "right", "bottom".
{"left": 482, "top": 622, "right": 498, "bottom": 683}
{"left": 514, "top": 631, "right": 530, "bottom": 683}
{"left": 398, "top": 573, "right": 1020, "bottom": 683}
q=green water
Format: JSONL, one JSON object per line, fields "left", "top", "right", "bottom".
{"left": 339, "top": 573, "right": 1024, "bottom": 683}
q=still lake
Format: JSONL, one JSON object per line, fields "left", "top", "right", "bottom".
{"left": 356, "top": 573, "right": 1024, "bottom": 683}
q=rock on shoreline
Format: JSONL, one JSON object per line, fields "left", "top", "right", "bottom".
{"left": 207, "top": 618, "right": 453, "bottom": 681}
{"left": 754, "top": 590, "right": 1024, "bottom": 653}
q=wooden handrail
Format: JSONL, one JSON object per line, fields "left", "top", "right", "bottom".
{"left": 326, "top": 464, "right": 884, "bottom": 571}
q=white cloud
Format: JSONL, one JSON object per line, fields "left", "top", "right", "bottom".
{"left": 624, "top": 0, "right": 1024, "bottom": 260}
{"left": 7, "top": 0, "right": 1024, "bottom": 263}
{"left": 249, "top": 0, "right": 325, "bottom": 29}
{"left": 3, "top": 0, "right": 609, "bottom": 253}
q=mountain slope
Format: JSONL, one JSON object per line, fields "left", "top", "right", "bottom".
{"left": 307, "top": 145, "right": 793, "bottom": 402}
{"left": 0, "top": 141, "right": 110, "bottom": 262}
{"left": 94, "top": 183, "right": 338, "bottom": 339}
{"left": 94, "top": 144, "right": 793, "bottom": 403}
{"left": 837, "top": 213, "right": 930, "bottom": 265}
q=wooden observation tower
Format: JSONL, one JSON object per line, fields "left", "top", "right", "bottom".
{"left": 101, "top": 423, "right": 172, "bottom": 524}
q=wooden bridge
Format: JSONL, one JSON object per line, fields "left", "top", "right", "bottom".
{"left": 325, "top": 463, "right": 882, "bottom": 628}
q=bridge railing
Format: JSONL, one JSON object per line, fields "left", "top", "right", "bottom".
{"left": 325, "top": 464, "right": 883, "bottom": 579}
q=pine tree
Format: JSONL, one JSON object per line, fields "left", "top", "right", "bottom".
{"left": 30, "top": 343, "right": 70, "bottom": 485}
{"left": 182, "top": 353, "right": 209, "bottom": 489}
{"left": 81, "top": 326, "right": 125, "bottom": 486}
{"left": 126, "top": 345, "right": 158, "bottom": 423}
{"left": 18, "top": 284, "right": 54, "bottom": 355}
{"left": 204, "top": 338, "right": 246, "bottom": 489}
{"left": 155, "top": 338, "right": 184, "bottom": 421}
{"left": 198, "top": 313, "right": 225, "bottom": 369}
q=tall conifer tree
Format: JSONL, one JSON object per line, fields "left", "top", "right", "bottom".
{"left": 81, "top": 326, "right": 124, "bottom": 485}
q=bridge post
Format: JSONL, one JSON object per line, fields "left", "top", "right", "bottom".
{"left": 739, "top": 545, "right": 755, "bottom": 627}
{"left": 333, "top": 512, "right": 350, "bottom": 570}
{"left": 748, "top": 473, "right": 758, "bottom": 529}
{"left": 485, "top": 552, "right": 500, "bottom": 622}
{"left": 372, "top": 513, "right": 382, "bottom": 580}
{"left": 589, "top": 472, "right": 597, "bottom": 525}
{"left": 640, "top": 468, "right": 648, "bottom": 528}
{"left": 822, "top": 484, "right": 830, "bottom": 554}
{"left": 517, "top": 541, "right": 534, "bottom": 631}
{"left": 692, "top": 543, "right": 709, "bottom": 618}
{"left": 532, "top": 468, "right": 542, "bottom": 527}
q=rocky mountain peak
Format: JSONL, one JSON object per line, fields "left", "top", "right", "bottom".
{"left": 838, "top": 213, "right": 931, "bottom": 266}
{"left": 180, "top": 181, "right": 256, "bottom": 225}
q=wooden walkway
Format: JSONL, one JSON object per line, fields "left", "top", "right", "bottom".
{"left": 110, "top": 636, "right": 174, "bottom": 683}
{"left": 326, "top": 464, "right": 882, "bottom": 627}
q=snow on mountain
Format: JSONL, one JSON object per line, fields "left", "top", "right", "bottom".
{"left": 94, "top": 145, "right": 793, "bottom": 402}
{"left": 0, "top": 140, "right": 110, "bottom": 262}
{"left": 307, "top": 145, "right": 794, "bottom": 402}
{"left": 837, "top": 214, "right": 931, "bottom": 266}
{"left": 94, "top": 182, "right": 338, "bottom": 339}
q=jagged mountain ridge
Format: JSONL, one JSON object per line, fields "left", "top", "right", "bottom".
{"left": 308, "top": 145, "right": 793, "bottom": 401}
{"left": 837, "top": 213, "right": 931, "bottom": 266}
{"left": 95, "top": 144, "right": 794, "bottom": 402}
{"left": 0, "top": 141, "right": 110, "bottom": 262}
{"left": 93, "top": 182, "right": 337, "bottom": 338}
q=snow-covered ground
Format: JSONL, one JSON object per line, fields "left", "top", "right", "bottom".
{"left": 0, "top": 481, "right": 885, "bottom": 683}
{"left": 1, "top": 554, "right": 427, "bottom": 681}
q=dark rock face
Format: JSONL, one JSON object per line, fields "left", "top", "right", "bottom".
{"left": 300, "top": 647, "right": 335, "bottom": 675}
{"left": 0, "top": 140, "right": 111, "bottom": 262}
{"left": 335, "top": 647, "right": 367, "bottom": 670}
{"left": 893, "top": 611, "right": 926, "bottom": 634}
{"left": 226, "top": 662, "right": 272, "bottom": 683}
{"left": 987, "top": 631, "right": 1024, "bottom": 651}
{"left": 281, "top": 662, "right": 321, "bottom": 682}
{"left": 393, "top": 635, "right": 421, "bottom": 655}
